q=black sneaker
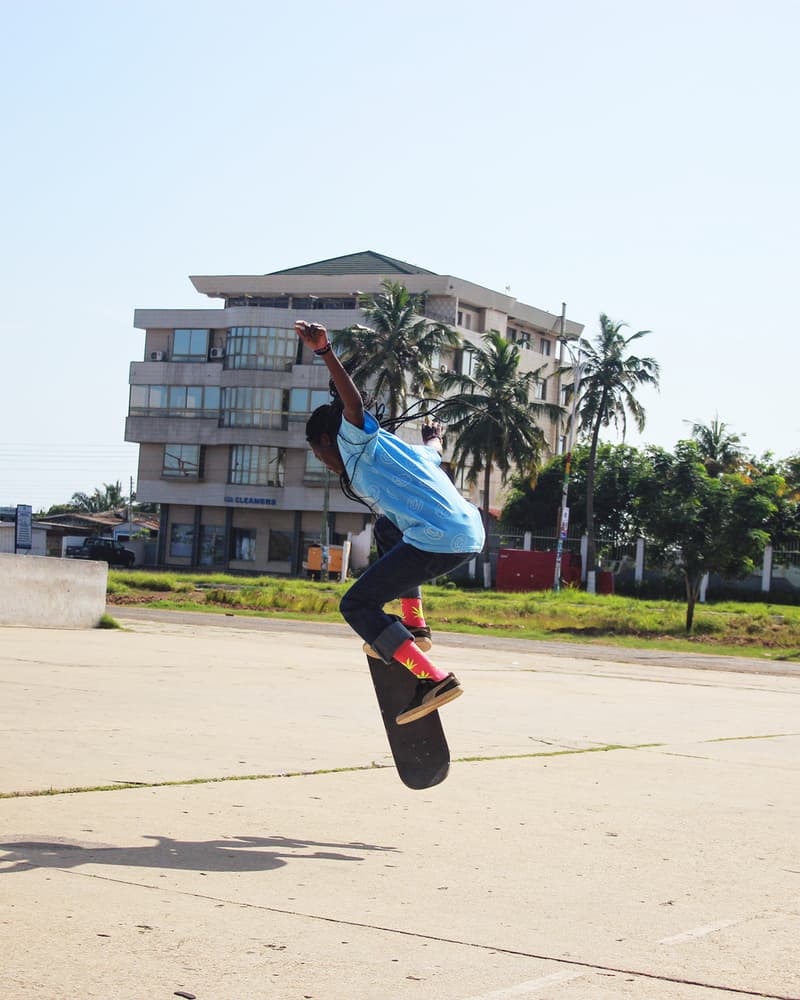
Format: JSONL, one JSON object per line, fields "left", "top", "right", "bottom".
{"left": 395, "top": 673, "right": 463, "bottom": 726}
{"left": 408, "top": 625, "right": 432, "bottom": 651}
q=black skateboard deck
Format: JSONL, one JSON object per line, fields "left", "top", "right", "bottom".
{"left": 367, "top": 654, "right": 450, "bottom": 789}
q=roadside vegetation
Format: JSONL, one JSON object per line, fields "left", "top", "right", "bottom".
{"left": 107, "top": 570, "right": 800, "bottom": 661}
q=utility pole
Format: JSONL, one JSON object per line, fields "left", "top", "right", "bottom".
{"left": 553, "top": 304, "right": 581, "bottom": 592}
{"left": 128, "top": 475, "right": 134, "bottom": 541}
{"left": 321, "top": 467, "right": 330, "bottom": 582}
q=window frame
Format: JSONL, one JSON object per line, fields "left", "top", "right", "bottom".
{"left": 162, "top": 444, "right": 203, "bottom": 479}
{"left": 225, "top": 326, "right": 297, "bottom": 371}
{"left": 228, "top": 445, "right": 286, "bottom": 487}
{"left": 230, "top": 527, "right": 257, "bottom": 561}
{"left": 172, "top": 328, "right": 210, "bottom": 362}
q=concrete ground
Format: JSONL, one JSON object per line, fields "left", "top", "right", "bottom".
{"left": 1, "top": 610, "right": 798, "bottom": 1000}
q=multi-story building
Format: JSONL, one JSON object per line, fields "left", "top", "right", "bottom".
{"left": 126, "top": 251, "right": 582, "bottom": 574}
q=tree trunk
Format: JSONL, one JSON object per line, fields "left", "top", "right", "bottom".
{"left": 584, "top": 402, "right": 605, "bottom": 578}
{"left": 481, "top": 461, "right": 492, "bottom": 589}
{"left": 684, "top": 571, "right": 700, "bottom": 633}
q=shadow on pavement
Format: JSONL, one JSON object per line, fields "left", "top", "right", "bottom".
{"left": 0, "top": 834, "right": 398, "bottom": 875}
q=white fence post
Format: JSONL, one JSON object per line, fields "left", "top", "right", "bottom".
{"left": 635, "top": 537, "right": 645, "bottom": 584}
{"left": 340, "top": 539, "right": 351, "bottom": 582}
{"left": 699, "top": 573, "right": 709, "bottom": 603}
{"left": 761, "top": 543, "right": 773, "bottom": 593}
{"left": 523, "top": 531, "right": 532, "bottom": 551}
{"left": 580, "top": 533, "right": 588, "bottom": 583}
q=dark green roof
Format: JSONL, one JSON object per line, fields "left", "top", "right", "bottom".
{"left": 268, "top": 250, "right": 438, "bottom": 277}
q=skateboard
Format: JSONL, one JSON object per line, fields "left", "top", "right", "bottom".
{"left": 366, "top": 653, "right": 450, "bottom": 789}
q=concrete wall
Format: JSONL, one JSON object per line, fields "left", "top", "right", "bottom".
{"left": 0, "top": 553, "right": 108, "bottom": 628}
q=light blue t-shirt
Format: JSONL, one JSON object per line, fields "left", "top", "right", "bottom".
{"left": 337, "top": 412, "right": 485, "bottom": 554}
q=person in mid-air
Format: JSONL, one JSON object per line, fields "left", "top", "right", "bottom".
{"left": 296, "top": 320, "right": 485, "bottom": 725}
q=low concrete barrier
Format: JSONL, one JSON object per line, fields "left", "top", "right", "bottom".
{"left": 0, "top": 553, "right": 108, "bottom": 628}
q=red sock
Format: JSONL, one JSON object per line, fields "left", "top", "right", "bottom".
{"left": 393, "top": 639, "right": 447, "bottom": 682}
{"left": 401, "top": 598, "right": 426, "bottom": 628}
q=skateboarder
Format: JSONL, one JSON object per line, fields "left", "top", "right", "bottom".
{"left": 296, "top": 320, "right": 485, "bottom": 725}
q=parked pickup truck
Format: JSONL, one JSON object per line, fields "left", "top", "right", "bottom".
{"left": 66, "top": 536, "right": 136, "bottom": 567}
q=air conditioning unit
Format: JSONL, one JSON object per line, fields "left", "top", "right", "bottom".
{"left": 209, "top": 347, "right": 225, "bottom": 360}
{"left": 150, "top": 351, "right": 166, "bottom": 361}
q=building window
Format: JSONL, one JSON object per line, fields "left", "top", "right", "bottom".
{"left": 225, "top": 326, "right": 296, "bottom": 371}
{"left": 229, "top": 445, "right": 285, "bottom": 486}
{"left": 169, "top": 523, "right": 194, "bottom": 558}
{"left": 267, "top": 529, "right": 292, "bottom": 562}
{"left": 129, "top": 384, "right": 219, "bottom": 418}
{"left": 540, "top": 338, "right": 552, "bottom": 356}
{"left": 225, "top": 296, "right": 291, "bottom": 308}
{"left": 289, "top": 388, "right": 330, "bottom": 422}
{"left": 221, "top": 387, "right": 288, "bottom": 429}
{"left": 199, "top": 525, "right": 225, "bottom": 566}
{"left": 457, "top": 310, "right": 474, "bottom": 331}
{"left": 560, "top": 384, "right": 571, "bottom": 406}
{"left": 291, "top": 297, "right": 357, "bottom": 310}
{"left": 534, "top": 379, "right": 547, "bottom": 401}
{"left": 162, "top": 444, "right": 203, "bottom": 478}
{"left": 172, "top": 329, "right": 210, "bottom": 361}
{"left": 231, "top": 528, "right": 257, "bottom": 561}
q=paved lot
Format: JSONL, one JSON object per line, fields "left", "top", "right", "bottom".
{"left": 1, "top": 611, "right": 799, "bottom": 1000}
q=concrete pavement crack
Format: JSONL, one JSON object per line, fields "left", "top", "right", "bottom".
{"left": 54, "top": 868, "right": 800, "bottom": 1000}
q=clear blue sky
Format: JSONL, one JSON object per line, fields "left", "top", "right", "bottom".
{"left": 2, "top": 0, "right": 797, "bottom": 510}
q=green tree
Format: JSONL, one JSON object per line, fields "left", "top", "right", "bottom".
{"left": 749, "top": 451, "right": 800, "bottom": 549}
{"left": 635, "top": 441, "right": 783, "bottom": 631}
{"left": 561, "top": 313, "right": 660, "bottom": 579}
{"left": 503, "top": 443, "right": 645, "bottom": 548}
{"left": 686, "top": 414, "right": 748, "bottom": 477}
{"left": 436, "top": 330, "right": 561, "bottom": 586}
{"left": 70, "top": 481, "right": 126, "bottom": 513}
{"left": 332, "top": 279, "right": 461, "bottom": 423}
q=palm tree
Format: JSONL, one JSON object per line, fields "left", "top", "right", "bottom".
{"left": 435, "top": 330, "right": 562, "bottom": 587}
{"left": 686, "top": 415, "right": 747, "bottom": 477}
{"left": 332, "top": 279, "right": 461, "bottom": 424}
{"left": 561, "top": 314, "right": 660, "bottom": 580}
{"left": 71, "top": 481, "right": 126, "bottom": 513}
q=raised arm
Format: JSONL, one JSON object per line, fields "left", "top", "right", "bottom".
{"left": 295, "top": 321, "right": 364, "bottom": 429}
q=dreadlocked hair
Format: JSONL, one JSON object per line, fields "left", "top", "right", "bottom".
{"left": 305, "top": 400, "right": 375, "bottom": 513}
{"left": 305, "top": 400, "right": 343, "bottom": 446}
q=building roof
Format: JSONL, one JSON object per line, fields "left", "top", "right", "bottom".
{"left": 268, "top": 250, "right": 438, "bottom": 277}
{"left": 35, "top": 511, "right": 159, "bottom": 533}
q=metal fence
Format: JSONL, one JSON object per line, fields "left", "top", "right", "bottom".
{"left": 467, "top": 533, "right": 800, "bottom": 600}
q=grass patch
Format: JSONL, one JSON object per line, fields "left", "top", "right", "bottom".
{"left": 96, "top": 613, "right": 121, "bottom": 629}
{"left": 106, "top": 571, "right": 800, "bottom": 660}
{"left": 0, "top": 743, "right": 662, "bottom": 799}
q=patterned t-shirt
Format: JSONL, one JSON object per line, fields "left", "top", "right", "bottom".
{"left": 337, "top": 412, "right": 485, "bottom": 554}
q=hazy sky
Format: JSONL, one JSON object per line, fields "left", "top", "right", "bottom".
{"left": 2, "top": 0, "right": 797, "bottom": 510}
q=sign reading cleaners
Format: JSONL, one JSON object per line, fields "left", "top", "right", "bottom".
{"left": 15, "top": 504, "right": 33, "bottom": 552}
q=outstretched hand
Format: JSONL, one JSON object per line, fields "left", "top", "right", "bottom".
{"left": 295, "top": 320, "right": 329, "bottom": 352}
{"left": 421, "top": 422, "right": 444, "bottom": 443}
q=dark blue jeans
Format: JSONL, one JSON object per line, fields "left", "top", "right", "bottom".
{"left": 340, "top": 516, "right": 474, "bottom": 663}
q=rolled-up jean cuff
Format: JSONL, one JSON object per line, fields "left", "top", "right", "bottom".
{"left": 372, "top": 619, "right": 414, "bottom": 664}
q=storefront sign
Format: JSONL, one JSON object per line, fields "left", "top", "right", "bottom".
{"left": 15, "top": 504, "right": 32, "bottom": 551}
{"left": 223, "top": 496, "right": 277, "bottom": 506}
